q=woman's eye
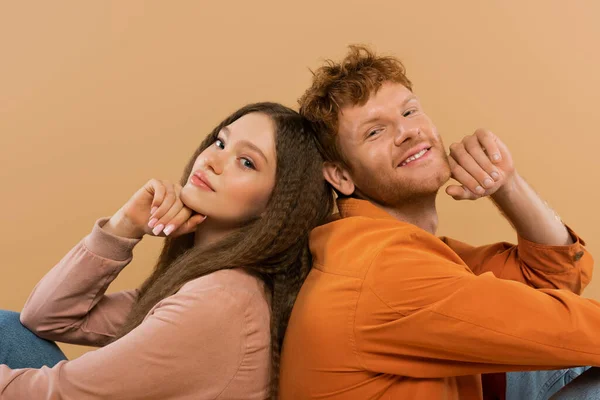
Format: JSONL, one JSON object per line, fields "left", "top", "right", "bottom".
{"left": 403, "top": 109, "right": 417, "bottom": 117}
{"left": 241, "top": 158, "right": 256, "bottom": 170}
{"left": 215, "top": 139, "right": 225, "bottom": 149}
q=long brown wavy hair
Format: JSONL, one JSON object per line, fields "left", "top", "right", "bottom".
{"left": 116, "top": 102, "right": 333, "bottom": 398}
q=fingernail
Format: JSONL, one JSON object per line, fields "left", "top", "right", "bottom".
{"left": 492, "top": 153, "right": 501, "bottom": 162}
{"left": 163, "top": 224, "right": 175, "bottom": 236}
{"left": 148, "top": 218, "right": 158, "bottom": 229}
{"left": 475, "top": 186, "right": 485, "bottom": 194}
{"left": 491, "top": 171, "right": 500, "bottom": 180}
{"left": 151, "top": 207, "right": 158, "bottom": 215}
{"left": 483, "top": 178, "right": 494, "bottom": 188}
{"left": 152, "top": 224, "right": 164, "bottom": 235}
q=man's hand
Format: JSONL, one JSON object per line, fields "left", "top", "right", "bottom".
{"left": 445, "top": 129, "right": 572, "bottom": 246}
{"left": 445, "top": 129, "right": 516, "bottom": 200}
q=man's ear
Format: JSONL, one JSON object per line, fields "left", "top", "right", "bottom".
{"left": 323, "top": 161, "right": 355, "bottom": 196}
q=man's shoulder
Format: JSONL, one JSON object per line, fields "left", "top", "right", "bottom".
{"left": 310, "top": 216, "right": 451, "bottom": 279}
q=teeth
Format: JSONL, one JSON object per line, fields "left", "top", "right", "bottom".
{"left": 400, "top": 148, "right": 428, "bottom": 166}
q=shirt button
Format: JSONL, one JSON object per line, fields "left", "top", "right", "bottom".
{"left": 573, "top": 251, "right": 584, "bottom": 261}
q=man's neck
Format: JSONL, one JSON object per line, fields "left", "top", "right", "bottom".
{"left": 377, "top": 194, "right": 439, "bottom": 234}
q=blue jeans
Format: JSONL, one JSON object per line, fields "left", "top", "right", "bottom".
{"left": 0, "top": 309, "right": 67, "bottom": 368}
{"left": 507, "top": 368, "right": 592, "bottom": 400}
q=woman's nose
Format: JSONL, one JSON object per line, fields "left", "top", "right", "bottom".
{"left": 203, "top": 152, "right": 224, "bottom": 175}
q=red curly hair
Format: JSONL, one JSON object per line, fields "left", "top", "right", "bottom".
{"left": 299, "top": 45, "right": 413, "bottom": 166}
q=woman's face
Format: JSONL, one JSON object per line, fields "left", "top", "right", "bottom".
{"left": 180, "top": 112, "right": 277, "bottom": 228}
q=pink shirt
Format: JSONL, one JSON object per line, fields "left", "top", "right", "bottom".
{"left": 0, "top": 219, "right": 271, "bottom": 399}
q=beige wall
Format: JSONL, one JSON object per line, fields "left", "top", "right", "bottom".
{"left": 1, "top": 1, "right": 598, "bottom": 359}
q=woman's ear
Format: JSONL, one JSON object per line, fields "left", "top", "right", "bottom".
{"left": 322, "top": 162, "right": 355, "bottom": 196}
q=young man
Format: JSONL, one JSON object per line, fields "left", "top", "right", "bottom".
{"left": 279, "top": 46, "right": 597, "bottom": 400}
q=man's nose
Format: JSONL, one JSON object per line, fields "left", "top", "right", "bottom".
{"left": 393, "top": 123, "right": 421, "bottom": 147}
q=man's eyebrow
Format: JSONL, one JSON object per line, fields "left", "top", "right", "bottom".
{"left": 403, "top": 94, "right": 419, "bottom": 105}
{"left": 357, "top": 95, "right": 419, "bottom": 130}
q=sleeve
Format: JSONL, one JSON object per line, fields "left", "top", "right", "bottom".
{"left": 355, "top": 231, "right": 600, "bottom": 379}
{"left": 20, "top": 218, "right": 142, "bottom": 346}
{"left": 439, "top": 225, "right": 593, "bottom": 294}
{"left": 1, "top": 286, "right": 248, "bottom": 400}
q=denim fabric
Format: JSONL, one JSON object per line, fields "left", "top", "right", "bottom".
{"left": 507, "top": 367, "right": 591, "bottom": 400}
{"left": 0, "top": 309, "right": 67, "bottom": 369}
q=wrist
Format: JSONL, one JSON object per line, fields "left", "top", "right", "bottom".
{"left": 103, "top": 211, "right": 145, "bottom": 239}
{"left": 490, "top": 171, "right": 522, "bottom": 203}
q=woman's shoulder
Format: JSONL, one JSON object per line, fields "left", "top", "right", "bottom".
{"left": 168, "top": 269, "right": 270, "bottom": 323}
{"left": 150, "top": 269, "right": 270, "bottom": 337}
{"left": 179, "top": 268, "right": 266, "bottom": 299}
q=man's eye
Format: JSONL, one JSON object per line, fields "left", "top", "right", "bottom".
{"left": 403, "top": 109, "right": 417, "bottom": 117}
{"left": 368, "top": 129, "right": 382, "bottom": 137}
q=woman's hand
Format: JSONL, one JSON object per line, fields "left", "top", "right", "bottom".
{"left": 103, "top": 179, "right": 206, "bottom": 239}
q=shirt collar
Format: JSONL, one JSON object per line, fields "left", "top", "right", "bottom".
{"left": 337, "top": 197, "right": 399, "bottom": 221}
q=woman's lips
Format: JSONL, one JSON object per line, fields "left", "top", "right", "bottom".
{"left": 190, "top": 172, "right": 214, "bottom": 191}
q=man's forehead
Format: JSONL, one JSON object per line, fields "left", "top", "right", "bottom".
{"left": 338, "top": 83, "right": 416, "bottom": 129}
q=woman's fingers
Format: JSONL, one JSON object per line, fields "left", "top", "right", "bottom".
{"left": 148, "top": 181, "right": 178, "bottom": 232}
{"left": 151, "top": 184, "right": 186, "bottom": 235}
{"left": 144, "top": 179, "right": 166, "bottom": 214}
{"left": 169, "top": 213, "right": 207, "bottom": 237}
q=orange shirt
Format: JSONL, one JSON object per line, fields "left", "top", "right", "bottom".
{"left": 280, "top": 198, "right": 596, "bottom": 400}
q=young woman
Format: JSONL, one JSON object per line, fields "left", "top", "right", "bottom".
{"left": 0, "top": 102, "right": 333, "bottom": 399}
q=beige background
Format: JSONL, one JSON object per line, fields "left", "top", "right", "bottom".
{"left": 1, "top": 1, "right": 598, "bottom": 359}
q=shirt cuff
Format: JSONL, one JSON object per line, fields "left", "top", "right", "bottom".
{"left": 516, "top": 225, "right": 588, "bottom": 273}
{"left": 83, "top": 218, "right": 142, "bottom": 261}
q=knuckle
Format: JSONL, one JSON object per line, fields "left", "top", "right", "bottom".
{"left": 465, "top": 138, "right": 479, "bottom": 149}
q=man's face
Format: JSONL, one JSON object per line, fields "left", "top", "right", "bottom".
{"left": 334, "top": 82, "right": 451, "bottom": 207}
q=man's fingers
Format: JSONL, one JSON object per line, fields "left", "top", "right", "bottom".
{"left": 475, "top": 128, "right": 502, "bottom": 164}
{"left": 445, "top": 184, "right": 478, "bottom": 200}
{"left": 448, "top": 148, "right": 490, "bottom": 194}
{"left": 464, "top": 136, "right": 501, "bottom": 183}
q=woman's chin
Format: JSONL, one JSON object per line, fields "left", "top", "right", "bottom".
{"left": 180, "top": 189, "right": 208, "bottom": 215}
